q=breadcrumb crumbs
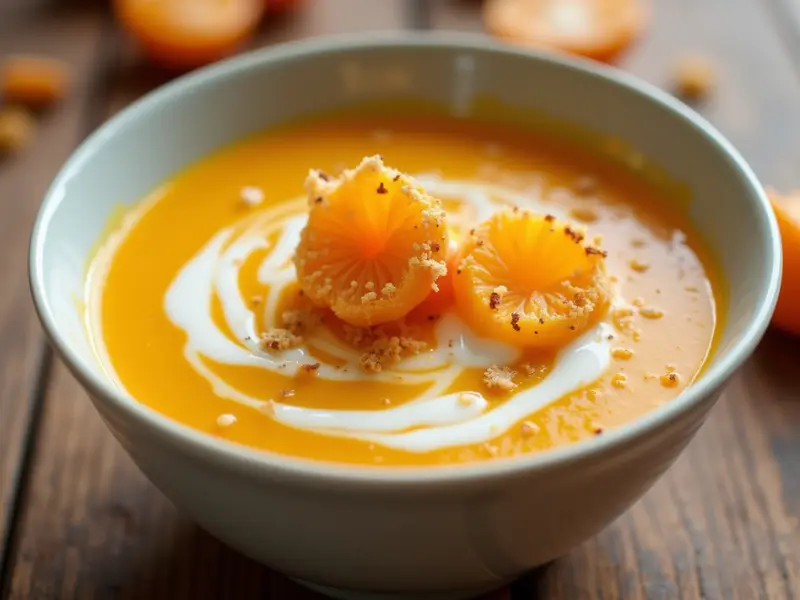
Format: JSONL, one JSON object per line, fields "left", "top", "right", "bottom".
{"left": 216, "top": 413, "right": 237, "bottom": 427}
{"left": 611, "top": 348, "right": 634, "bottom": 360}
{"left": 521, "top": 363, "right": 544, "bottom": 376}
{"left": 280, "top": 308, "right": 318, "bottom": 335}
{"left": 240, "top": 186, "right": 264, "bottom": 206}
{"left": 360, "top": 335, "right": 427, "bottom": 373}
{"left": 639, "top": 306, "right": 665, "bottom": 319}
{"left": 259, "top": 399, "right": 276, "bottom": 416}
{"left": 489, "top": 292, "right": 501, "bottom": 309}
{"left": 611, "top": 373, "right": 627, "bottom": 388}
{"left": 483, "top": 365, "right": 517, "bottom": 391}
{"left": 660, "top": 372, "right": 681, "bottom": 387}
{"left": 260, "top": 329, "right": 302, "bottom": 351}
{"left": 673, "top": 55, "right": 715, "bottom": 101}
{"left": 585, "top": 246, "right": 607, "bottom": 258}
{"left": 629, "top": 259, "right": 649, "bottom": 273}
{"left": 299, "top": 362, "right": 321, "bottom": 376}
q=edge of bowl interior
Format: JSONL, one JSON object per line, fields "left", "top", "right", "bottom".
{"left": 29, "top": 31, "right": 782, "bottom": 489}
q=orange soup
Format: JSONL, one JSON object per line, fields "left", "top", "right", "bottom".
{"left": 86, "top": 113, "right": 721, "bottom": 467}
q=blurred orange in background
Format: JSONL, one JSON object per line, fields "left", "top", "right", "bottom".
{"left": 768, "top": 190, "right": 800, "bottom": 337}
{"left": 113, "top": 0, "right": 265, "bottom": 70}
{"left": 482, "top": 0, "right": 649, "bottom": 63}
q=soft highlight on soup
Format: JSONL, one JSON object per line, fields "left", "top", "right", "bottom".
{"left": 86, "top": 114, "right": 720, "bottom": 466}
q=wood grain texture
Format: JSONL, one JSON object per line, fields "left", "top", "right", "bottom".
{"left": 0, "top": 2, "right": 109, "bottom": 576}
{"left": 1, "top": 0, "right": 798, "bottom": 599}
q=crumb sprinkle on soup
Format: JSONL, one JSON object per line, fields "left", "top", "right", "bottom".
{"left": 86, "top": 113, "right": 720, "bottom": 467}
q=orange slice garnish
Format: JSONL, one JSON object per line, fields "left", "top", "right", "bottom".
{"left": 453, "top": 209, "right": 611, "bottom": 347}
{"left": 294, "top": 156, "right": 449, "bottom": 328}
{"left": 767, "top": 189, "right": 800, "bottom": 336}
{"left": 483, "top": 0, "right": 648, "bottom": 63}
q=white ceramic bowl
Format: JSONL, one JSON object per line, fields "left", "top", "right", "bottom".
{"left": 30, "top": 33, "right": 781, "bottom": 600}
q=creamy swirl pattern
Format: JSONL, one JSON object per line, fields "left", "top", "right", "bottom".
{"left": 154, "top": 175, "right": 614, "bottom": 452}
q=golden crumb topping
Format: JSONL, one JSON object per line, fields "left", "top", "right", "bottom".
{"left": 260, "top": 328, "right": 302, "bottom": 352}
{"left": 360, "top": 335, "right": 427, "bottom": 373}
{"left": 483, "top": 365, "right": 518, "bottom": 391}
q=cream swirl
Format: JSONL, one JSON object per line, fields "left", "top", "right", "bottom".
{"left": 156, "top": 177, "right": 612, "bottom": 451}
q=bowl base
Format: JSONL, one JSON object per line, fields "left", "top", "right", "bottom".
{"left": 292, "top": 578, "right": 512, "bottom": 600}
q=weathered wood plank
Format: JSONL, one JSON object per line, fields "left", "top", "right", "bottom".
{"left": 0, "top": 3, "right": 109, "bottom": 578}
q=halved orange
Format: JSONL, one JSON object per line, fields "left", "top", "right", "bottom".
{"left": 483, "top": 0, "right": 648, "bottom": 64}
{"left": 113, "top": 0, "right": 263, "bottom": 69}
{"left": 294, "top": 156, "right": 449, "bottom": 327}
{"left": 453, "top": 209, "right": 611, "bottom": 347}
{"left": 768, "top": 189, "right": 800, "bottom": 336}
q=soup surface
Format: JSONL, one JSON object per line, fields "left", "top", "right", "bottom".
{"left": 87, "top": 113, "right": 720, "bottom": 467}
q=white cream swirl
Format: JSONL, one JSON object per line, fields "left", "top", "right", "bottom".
{"left": 162, "top": 176, "right": 612, "bottom": 452}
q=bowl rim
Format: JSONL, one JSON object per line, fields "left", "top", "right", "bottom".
{"left": 29, "top": 31, "right": 782, "bottom": 489}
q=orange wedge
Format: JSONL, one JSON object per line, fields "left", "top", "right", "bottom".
{"left": 483, "top": 0, "right": 648, "bottom": 63}
{"left": 453, "top": 209, "right": 611, "bottom": 347}
{"left": 768, "top": 189, "right": 800, "bottom": 336}
{"left": 294, "top": 156, "right": 449, "bottom": 327}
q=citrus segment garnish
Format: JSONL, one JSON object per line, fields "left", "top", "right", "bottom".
{"left": 294, "top": 156, "right": 448, "bottom": 327}
{"left": 453, "top": 209, "right": 610, "bottom": 347}
{"left": 767, "top": 189, "right": 800, "bottom": 336}
{"left": 483, "top": 0, "right": 648, "bottom": 63}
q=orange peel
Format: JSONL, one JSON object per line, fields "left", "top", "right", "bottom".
{"left": 294, "top": 156, "right": 449, "bottom": 328}
{"left": 483, "top": 0, "right": 648, "bottom": 64}
{"left": 453, "top": 209, "right": 611, "bottom": 347}
{"left": 767, "top": 189, "right": 800, "bottom": 336}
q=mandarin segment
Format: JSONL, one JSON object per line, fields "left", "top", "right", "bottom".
{"left": 767, "top": 189, "right": 800, "bottom": 336}
{"left": 453, "top": 209, "right": 611, "bottom": 347}
{"left": 294, "top": 156, "right": 448, "bottom": 327}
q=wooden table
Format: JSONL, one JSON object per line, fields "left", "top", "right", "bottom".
{"left": 1, "top": 1, "right": 799, "bottom": 598}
